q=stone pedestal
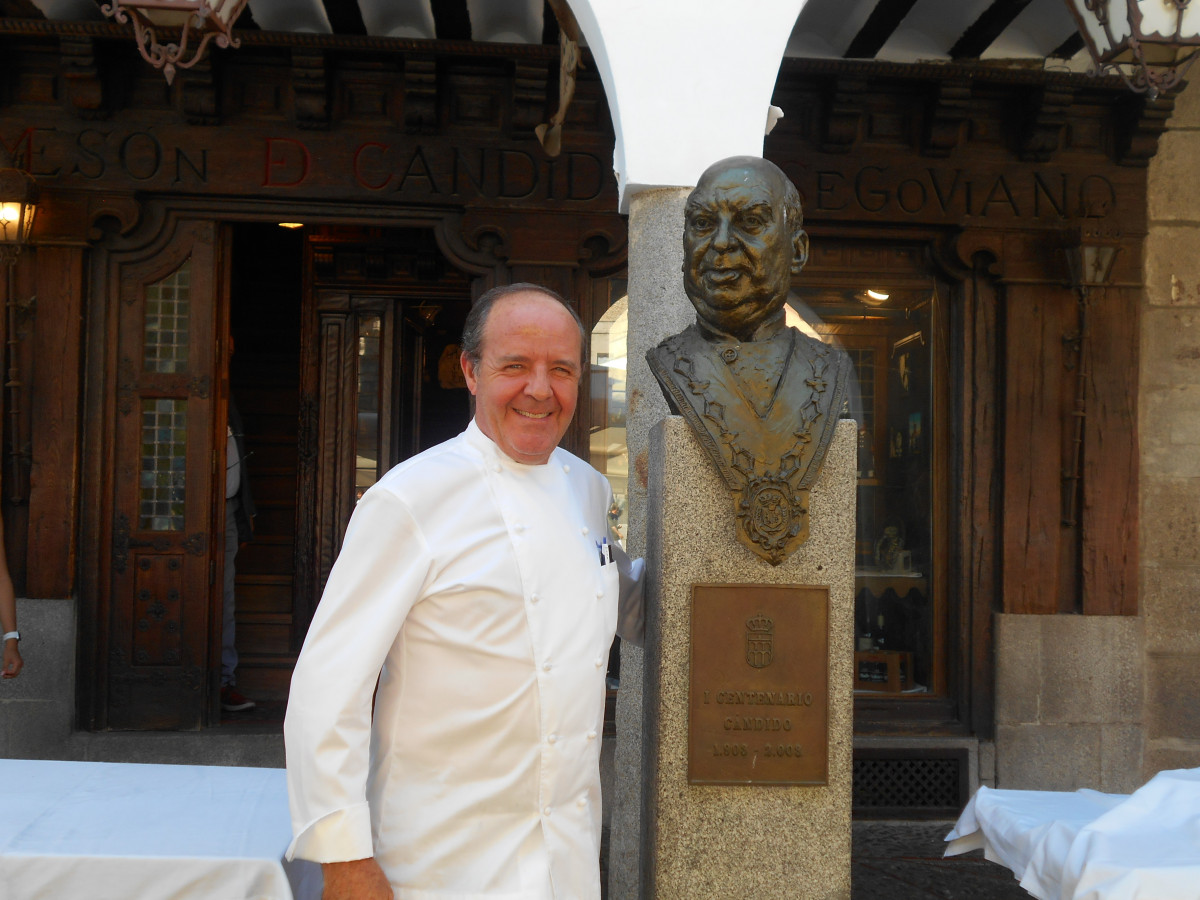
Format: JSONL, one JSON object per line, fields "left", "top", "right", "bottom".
{"left": 639, "top": 417, "right": 856, "bottom": 900}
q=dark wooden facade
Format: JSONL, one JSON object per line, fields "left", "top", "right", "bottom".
{"left": 0, "top": 24, "right": 1160, "bottom": 734}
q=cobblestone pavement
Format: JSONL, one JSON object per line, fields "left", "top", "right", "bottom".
{"left": 852, "top": 821, "right": 1033, "bottom": 899}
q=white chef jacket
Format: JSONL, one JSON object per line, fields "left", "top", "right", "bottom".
{"left": 285, "top": 420, "right": 639, "bottom": 900}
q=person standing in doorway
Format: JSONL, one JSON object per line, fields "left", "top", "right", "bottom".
{"left": 0, "top": 515, "right": 23, "bottom": 679}
{"left": 223, "top": 374, "right": 257, "bottom": 712}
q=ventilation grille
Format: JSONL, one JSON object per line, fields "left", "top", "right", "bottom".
{"left": 853, "top": 749, "right": 967, "bottom": 818}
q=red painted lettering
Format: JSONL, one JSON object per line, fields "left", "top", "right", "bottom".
{"left": 353, "top": 142, "right": 391, "bottom": 190}
{"left": 263, "top": 137, "right": 310, "bottom": 187}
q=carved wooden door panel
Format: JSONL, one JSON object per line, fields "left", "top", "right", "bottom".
{"left": 104, "top": 221, "right": 220, "bottom": 729}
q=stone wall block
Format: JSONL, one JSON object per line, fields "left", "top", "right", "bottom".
{"left": 996, "top": 723, "right": 1102, "bottom": 791}
{"left": 1099, "top": 724, "right": 1145, "bottom": 793}
{"left": 1144, "top": 225, "right": 1200, "bottom": 307}
{"left": 994, "top": 614, "right": 1042, "bottom": 724}
{"left": 979, "top": 740, "right": 996, "bottom": 789}
{"left": 2, "top": 699, "right": 75, "bottom": 760}
{"left": 1148, "top": 128, "right": 1200, "bottom": 222}
{"left": 1141, "top": 478, "right": 1200, "bottom": 564}
{"left": 1038, "top": 615, "right": 1142, "bottom": 725}
{"left": 0, "top": 599, "right": 76, "bottom": 702}
{"left": 1140, "top": 386, "right": 1200, "bottom": 479}
{"left": 1141, "top": 308, "right": 1200, "bottom": 388}
{"left": 1142, "top": 564, "right": 1200, "bottom": 654}
{"left": 1167, "top": 80, "right": 1200, "bottom": 129}
{"left": 1143, "top": 740, "right": 1200, "bottom": 775}
{"left": 72, "top": 731, "right": 287, "bottom": 766}
{"left": 1146, "top": 653, "right": 1200, "bottom": 741}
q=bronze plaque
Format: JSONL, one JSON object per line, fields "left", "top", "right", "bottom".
{"left": 689, "top": 583, "right": 828, "bottom": 785}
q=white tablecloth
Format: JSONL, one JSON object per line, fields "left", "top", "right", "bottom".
{"left": 945, "top": 768, "right": 1200, "bottom": 900}
{"left": 0, "top": 758, "right": 321, "bottom": 900}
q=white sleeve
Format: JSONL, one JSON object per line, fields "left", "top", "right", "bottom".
{"left": 612, "top": 539, "right": 645, "bottom": 647}
{"left": 600, "top": 479, "right": 644, "bottom": 648}
{"left": 284, "top": 487, "right": 432, "bottom": 863}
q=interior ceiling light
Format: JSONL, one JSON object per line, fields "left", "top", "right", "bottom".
{"left": 862, "top": 289, "right": 890, "bottom": 305}
{"left": 277, "top": 222, "right": 304, "bottom": 229}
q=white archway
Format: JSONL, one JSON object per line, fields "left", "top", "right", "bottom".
{"left": 565, "top": 0, "right": 809, "bottom": 211}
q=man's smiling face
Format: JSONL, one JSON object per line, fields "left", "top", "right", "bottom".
{"left": 682, "top": 158, "right": 806, "bottom": 338}
{"left": 461, "top": 291, "right": 582, "bottom": 465}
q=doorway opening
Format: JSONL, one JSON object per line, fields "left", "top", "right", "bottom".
{"left": 225, "top": 222, "right": 303, "bottom": 720}
{"left": 224, "top": 223, "right": 478, "bottom": 722}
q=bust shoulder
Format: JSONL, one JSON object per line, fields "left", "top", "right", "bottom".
{"left": 650, "top": 323, "right": 703, "bottom": 360}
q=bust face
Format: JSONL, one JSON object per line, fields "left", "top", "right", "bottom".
{"left": 682, "top": 158, "right": 807, "bottom": 339}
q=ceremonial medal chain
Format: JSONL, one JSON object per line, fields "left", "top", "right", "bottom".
{"left": 669, "top": 329, "right": 832, "bottom": 487}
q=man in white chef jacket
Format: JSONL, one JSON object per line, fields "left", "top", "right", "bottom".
{"left": 285, "top": 283, "right": 644, "bottom": 900}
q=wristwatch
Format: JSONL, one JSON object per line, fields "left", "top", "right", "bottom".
{"left": 2, "top": 631, "right": 18, "bottom": 642}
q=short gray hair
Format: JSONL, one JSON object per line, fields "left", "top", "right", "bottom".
{"left": 460, "top": 282, "right": 585, "bottom": 370}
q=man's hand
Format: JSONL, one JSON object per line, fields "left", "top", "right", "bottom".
{"left": 322, "top": 858, "right": 393, "bottom": 900}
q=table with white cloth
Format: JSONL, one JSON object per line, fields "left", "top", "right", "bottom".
{"left": 0, "top": 758, "right": 321, "bottom": 900}
{"left": 944, "top": 767, "right": 1200, "bottom": 900}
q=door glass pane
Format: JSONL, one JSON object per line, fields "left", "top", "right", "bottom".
{"left": 793, "top": 283, "right": 938, "bottom": 696}
{"left": 139, "top": 398, "right": 187, "bottom": 531}
{"left": 144, "top": 259, "right": 191, "bottom": 374}
{"left": 589, "top": 285, "right": 629, "bottom": 544}
{"left": 356, "top": 314, "right": 382, "bottom": 499}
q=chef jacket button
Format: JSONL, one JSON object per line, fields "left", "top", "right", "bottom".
{"left": 581, "top": 525, "right": 589, "bottom": 535}
{"left": 595, "top": 588, "right": 604, "bottom": 599}
{"left": 547, "top": 733, "right": 558, "bottom": 744}
{"left": 514, "top": 523, "right": 525, "bottom": 533}
{"left": 493, "top": 463, "right": 502, "bottom": 473}
{"left": 577, "top": 796, "right": 587, "bottom": 808}
{"left": 543, "top": 661, "right": 552, "bottom": 672}
{"left": 594, "top": 657, "right": 603, "bottom": 667}
{"left": 562, "top": 464, "right": 570, "bottom": 473}
{"left": 530, "top": 593, "right": 540, "bottom": 604}
{"left": 543, "top": 806, "right": 552, "bottom": 817}
{"left": 587, "top": 730, "right": 597, "bottom": 740}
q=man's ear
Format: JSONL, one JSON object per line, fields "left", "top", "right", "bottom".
{"left": 460, "top": 351, "right": 479, "bottom": 396}
{"left": 791, "top": 230, "right": 810, "bottom": 276}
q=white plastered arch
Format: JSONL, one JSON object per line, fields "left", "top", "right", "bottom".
{"left": 564, "top": 0, "right": 809, "bottom": 212}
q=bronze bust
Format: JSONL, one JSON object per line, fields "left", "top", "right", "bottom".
{"left": 647, "top": 156, "right": 852, "bottom": 565}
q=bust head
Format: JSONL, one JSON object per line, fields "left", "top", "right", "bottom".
{"left": 682, "top": 156, "right": 809, "bottom": 341}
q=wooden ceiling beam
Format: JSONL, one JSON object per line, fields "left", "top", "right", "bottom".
{"left": 950, "top": 0, "right": 1034, "bottom": 60}
{"left": 844, "top": 0, "right": 920, "bottom": 59}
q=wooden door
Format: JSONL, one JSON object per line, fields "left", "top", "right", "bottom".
{"left": 308, "top": 291, "right": 473, "bottom": 600}
{"left": 103, "top": 220, "right": 222, "bottom": 730}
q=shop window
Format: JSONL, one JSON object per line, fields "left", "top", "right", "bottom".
{"left": 794, "top": 280, "right": 942, "bottom": 698}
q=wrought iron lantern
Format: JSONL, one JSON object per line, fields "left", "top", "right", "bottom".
{"left": 0, "top": 168, "right": 38, "bottom": 265}
{"left": 100, "top": 0, "right": 251, "bottom": 85}
{"left": 1064, "top": 222, "right": 1122, "bottom": 291}
{"left": 1063, "top": 0, "right": 1200, "bottom": 97}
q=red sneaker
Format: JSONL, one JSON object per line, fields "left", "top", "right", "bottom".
{"left": 220, "top": 687, "right": 256, "bottom": 712}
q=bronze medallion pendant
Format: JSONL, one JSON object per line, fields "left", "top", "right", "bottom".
{"left": 738, "top": 476, "right": 810, "bottom": 565}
